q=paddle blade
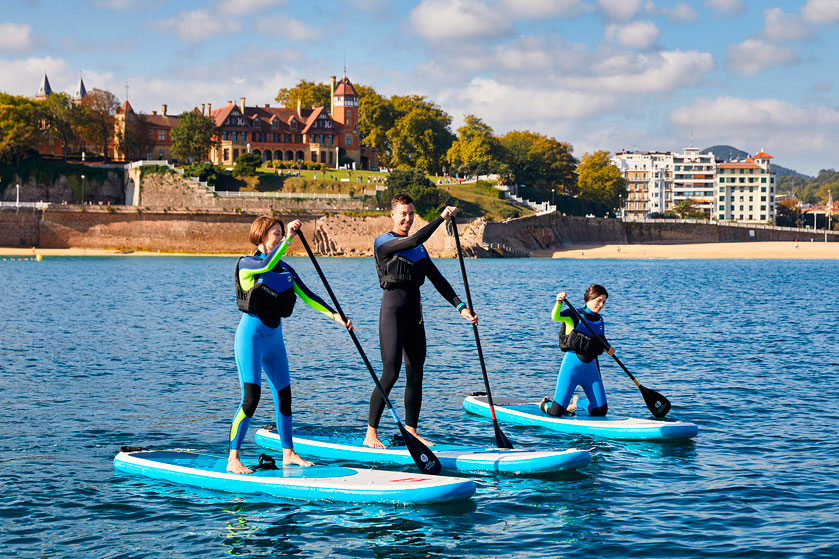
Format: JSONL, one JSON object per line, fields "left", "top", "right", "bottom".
{"left": 493, "top": 422, "right": 514, "bottom": 449}
{"left": 399, "top": 424, "right": 442, "bottom": 475}
{"left": 640, "top": 385, "right": 671, "bottom": 418}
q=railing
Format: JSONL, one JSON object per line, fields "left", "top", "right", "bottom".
{"left": 0, "top": 201, "right": 50, "bottom": 209}
{"left": 129, "top": 160, "right": 183, "bottom": 174}
{"left": 505, "top": 192, "right": 556, "bottom": 214}
{"left": 210, "top": 190, "right": 352, "bottom": 200}
{"left": 482, "top": 242, "right": 531, "bottom": 256}
{"left": 622, "top": 217, "right": 839, "bottom": 236}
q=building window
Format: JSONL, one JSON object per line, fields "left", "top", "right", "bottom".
{"left": 223, "top": 148, "right": 229, "bottom": 161}
{"left": 345, "top": 134, "right": 352, "bottom": 145}
{"left": 329, "top": 135, "right": 334, "bottom": 144}
{"left": 158, "top": 130, "right": 165, "bottom": 141}
{"left": 284, "top": 133, "right": 290, "bottom": 143}
{"left": 272, "top": 120, "right": 278, "bottom": 128}
{"left": 311, "top": 151, "right": 317, "bottom": 162}
{"left": 233, "top": 148, "right": 239, "bottom": 160}
{"left": 223, "top": 131, "right": 229, "bottom": 141}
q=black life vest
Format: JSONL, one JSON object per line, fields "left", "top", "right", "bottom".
{"left": 374, "top": 233, "right": 429, "bottom": 290}
{"left": 558, "top": 309, "right": 605, "bottom": 361}
{"left": 234, "top": 257, "right": 296, "bottom": 328}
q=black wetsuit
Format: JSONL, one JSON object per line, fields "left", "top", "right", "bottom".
{"left": 369, "top": 217, "right": 463, "bottom": 429}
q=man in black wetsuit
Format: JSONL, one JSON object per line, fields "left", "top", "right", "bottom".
{"left": 363, "top": 193, "right": 478, "bottom": 449}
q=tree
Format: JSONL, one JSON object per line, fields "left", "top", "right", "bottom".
{"left": 118, "top": 113, "right": 153, "bottom": 161}
{"left": 79, "top": 88, "right": 120, "bottom": 161}
{"left": 0, "top": 93, "right": 42, "bottom": 162}
{"left": 498, "top": 130, "right": 578, "bottom": 194}
{"left": 275, "top": 80, "right": 331, "bottom": 110}
{"left": 381, "top": 168, "right": 448, "bottom": 220}
{"left": 387, "top": 96, "right": 454, "bottom": 173}
{"left": 357, "top": 85, "right": 395, "bottom": 165}
{"left": 171, "top": 111, "right": 220, "bottom": 163}
{"left": 233, "top": 152, "right": 261, "bottom": 177}
{"left": 446, "top": 114, "right": 499, "bottom": 174}
{"left": 38, "top": 92, "right": 83, "bottom": 156}
{"left": 775, "top": 198, "right": 800, "bottom": 227}
{"left": 672, "top": 198, "right": 705, "bottom": 219}
{"left": 576, "top": 150, "right": 628, "bottom": 211}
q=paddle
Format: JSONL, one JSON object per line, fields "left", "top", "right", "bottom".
{"left": 446, "top": 218, "right": 514, "bottom": 449}
{"left": 562, "top": 299, "right": 672, "bottom": 418}
{"left": 296, "top": 232, "right": 442, "bottom": 475}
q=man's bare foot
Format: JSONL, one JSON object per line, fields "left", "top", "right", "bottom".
{"left": 283, "top": 448, "right": 313, "bottom": 467}
{"left": 363, "top": 426, "right": 386, "bottom": 449}
{"left": 227, "top": 449, "right": 253, "bottom": 474}
{"left": 405, "top": 426, "right": 435, "bottom": 447}
{"left": 567, "top": 395, "right": 579, "bottom": 413}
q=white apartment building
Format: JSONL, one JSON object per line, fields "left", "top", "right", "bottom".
{"left": 613, "top": 147, "right": 777, "bottom": 222}
{"left": 716, "top": 151, "right": 775, "bottom": 222}
{"left": 672, "top": 147, "right": 716, "bottom": 215}
{"left": 610, "top": 151, "right": 673, "bottom": 218}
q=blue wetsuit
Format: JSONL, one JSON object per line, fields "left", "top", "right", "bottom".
{"left": 229, "top": 237, "right": 335, "bottom": 451}
{"left": 549, "top": 304, "right": 609, "bottom": 417}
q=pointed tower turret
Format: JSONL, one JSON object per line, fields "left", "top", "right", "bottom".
{"left": 35, "top": 73, "right": 52, "bottom": 99}
{"left": 331, "top": 76, "right": 358, "bottom": 127}
{"left": 73, "top": 76, "right": 87, "bottom": 101}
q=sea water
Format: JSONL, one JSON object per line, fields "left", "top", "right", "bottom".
{"left": 1, "top": 256, "right": 837, "bottom": 558}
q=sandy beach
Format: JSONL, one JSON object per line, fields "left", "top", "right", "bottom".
{"left": 537, "top": 241, "right": 839, "bottom": 259}
{"left": 2, "top": 241, "right": 838, "bottom": 259}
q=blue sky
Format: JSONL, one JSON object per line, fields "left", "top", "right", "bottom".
{"left": 2, "top": 0, "right": 838, "bottom": 175}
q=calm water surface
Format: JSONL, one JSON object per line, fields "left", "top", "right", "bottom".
{"left": 1, "top": 256, "right": 838, "bottom": 558}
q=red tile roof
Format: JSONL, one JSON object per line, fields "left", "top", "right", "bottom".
{"left": 334, "top": 76, "right": 357, "bottom": 96}
{"left": 752, "top": 151, "right": 773, "bottom": 159}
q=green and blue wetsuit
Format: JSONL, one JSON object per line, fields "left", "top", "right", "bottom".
{"left": 229, "top": 237, "right": 335, "bottom": 451}
{"left": 547, "top": 302, "right": 610, "bottom": 417}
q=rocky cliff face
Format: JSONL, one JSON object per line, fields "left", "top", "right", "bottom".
{"left": 312, "top": 214, "right": 458, "bottom": 257}
{"left": 3, "top": 172, "right": 125, "bottom": 205}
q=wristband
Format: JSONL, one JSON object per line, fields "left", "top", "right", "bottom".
{"left": 456, "top": 303, "right": 467, "bottom": 312}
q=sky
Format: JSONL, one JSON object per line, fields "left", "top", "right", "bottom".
{"left": 2, "top": 0, "right": 839, "bottom": 176}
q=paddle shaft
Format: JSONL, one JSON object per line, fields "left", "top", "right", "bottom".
{"left": 296, "top": 233, "right": 442, "bottom": 472}
{"left": 561, "top": 299, "right": 671, "bottom": 418}
{"left": 448, "top": 219, "right": 512, "bottom": 449}
{"left": 561, "top": 300, "right": 635, "bottom": 380}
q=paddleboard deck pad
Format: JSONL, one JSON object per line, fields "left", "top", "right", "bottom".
{"left": 463, "top": 395, "right": 698, "bottom": 441}
{"left": 255, "top": 428, "right": 591, "bottom": 475}
{"left": 113, "top": 447, "right": 475, "bottom": 505}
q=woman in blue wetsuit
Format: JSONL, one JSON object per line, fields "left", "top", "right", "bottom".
{"left": 363, "top": 194, "right": 478, "bottom": 449}
{"left": 540, "top": 284, "right": 615, "bottom": 417}
{"left": 227, "top": 216, "right": 352, "bottom": 474}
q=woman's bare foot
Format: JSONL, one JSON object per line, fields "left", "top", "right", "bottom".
{"left": 283, "top": 448, "right": 313, "bottom": 467}
{"left": 227, "top": 449, "right": 253, "bottom": 474}
{"left": 567, "top": 395, "right": 579, "bottom": 414}
{"left": 363, "top": 426, "right": 386, "bottom": 449}
{"left": 405, "top": 426, "right": 435, "bottom": 447}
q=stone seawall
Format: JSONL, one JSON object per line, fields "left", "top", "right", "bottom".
{"left": 2, "top": 208, "right": 834, "bottom": 253}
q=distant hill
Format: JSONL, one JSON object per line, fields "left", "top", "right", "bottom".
{"left": 701, "top": 145, "right": 810, "bottom": 179}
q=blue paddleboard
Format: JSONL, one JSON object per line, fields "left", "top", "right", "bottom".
{"left": 463, "top": 395, "right": 698, "bottom": 441}
{"left": 255, "top": 428, "right": 591, "bottom": 475}
{"left": 113, "top": 448, "right": 475, "bottom": 505}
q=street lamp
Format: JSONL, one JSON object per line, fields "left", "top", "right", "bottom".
{"left": 16, "top": 183, "right": 20, "bottom": 209}
{"left": 80, "top": 174, "right": 85, "bottom": 205}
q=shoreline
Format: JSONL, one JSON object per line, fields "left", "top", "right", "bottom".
{"left": 2, "top": 240, "right": 838, "bottom": 259}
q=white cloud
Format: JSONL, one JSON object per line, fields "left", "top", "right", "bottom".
{"left": 726, "top": 38, "right": 799, "bottom": 76}
{"left": 669, "top": 96, "right": 839, "bottom": 164}
{"left": 562, "top": 50, "right": 715, "bottom": 94}
{"left": 256, "top": 15, "right": 323, "bottom": 41}
{"left": 0, "top": 22, "right": 45, "bottom": 53}
{"left": 410, "top": 0, "right": 512, "bottom": 40}
{"left": 92, "top": 0, "right": 145, "bottom": 9}
{"left": 661, "top": 3, "right": 700, "bottom": 23}
{"left": 704, "top": 0, "right": 745, "bottom": 16}
{"left": 605, "top": 21, "right": 660, "bottom": 50}
{"left": 598, "top": 0, "right": 642, "bottom": 20}
{"left": 801, "top": 0, "right": 839, "bottom": 24}
{"left": 153, "top": 10, "right": 240, "bottom": 44}
{"left": 218, "top": 0, "right": 286, "bottom": 16}
{"left": 501, "top": 0, "right": 587, "bottom": 18}
{"left": 763, "top": 8, "right": 810, "bottom": 41}
{"left": 438, "top": 76, "right": 619, "bottom": 127}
